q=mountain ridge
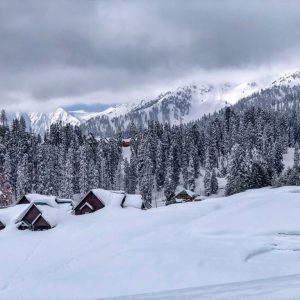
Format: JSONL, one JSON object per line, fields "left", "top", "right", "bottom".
{"left": 5, "top": 69, "right": 300, "bottom": 136}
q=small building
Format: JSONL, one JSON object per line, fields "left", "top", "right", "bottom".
{"left": 121, "top": 139, "right": 131, "bottom": 147}
{"left": 0, "top": 220, "right": 5, "bottom": 230}
{"left": 175, "top": 188, "right": 197, "bottom": 202}
{"left": 16, "top": 194, "right": 58, "bottom": 207}
{"left": 15, "top": 203, "right": 52, "bottom": 231}
{"left": 74, "top": 189, "right": 126, "bottom": 215}
{"left": 74, "top": 189, "right": 145, "bottom": 215}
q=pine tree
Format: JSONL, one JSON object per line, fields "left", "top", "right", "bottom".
{"left": 294, "top": 143, "right": 300, "bottom": 169}
{"left": 210, "top": 168, "right": 218, "bottom": 194}
{"left": 203, "top": 169, "right": 211, "bottom": 196}
{"left": 79, "top": 144, "right": 89, "bottom": 195}
{"left": 225, "top": 144, "right": 249, "bottom": 196}
{"left": 60, "top": 147, "right": 74, "bottom": 198}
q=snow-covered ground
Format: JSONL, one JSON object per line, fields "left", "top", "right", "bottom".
{"left": 103, "top": 274, "right": 300, "bottom": 300}
{"left": 1, "top": 186, "right": 300, "bottom": 299}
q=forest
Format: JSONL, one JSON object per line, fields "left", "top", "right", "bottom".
{"left": 1, "top": 87, "right": 300, "bottom": 209}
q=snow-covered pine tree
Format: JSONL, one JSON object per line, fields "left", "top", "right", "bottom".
{"left": 79, "top": 144, "right": 89, "bottom": 195}
{"left": 210, "top": 168, "right": 218, "bottom": 194}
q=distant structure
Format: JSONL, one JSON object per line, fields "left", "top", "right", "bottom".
{"left": 121, "top": 138, "right": 131, "bottom": 147}
{"left": 15, "top": 203, "right": 52, "bottom": 231}
{"left": 175, "top": 188, "right": 197, "bottom": 202}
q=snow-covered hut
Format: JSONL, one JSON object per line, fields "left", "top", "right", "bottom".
{"left": 73, "top": 189, "right": 126, "bottom": 215}
{"left": 121, "top": 138, "right": 131, "bottom": 147}
{"left": 16, "top": 194, "right": 58, "bottom": 207}
{"left": 15, "top": 203, "right": 52, "bottom": 231}
{"left": 175, "top": 187, "right": 197, "bottom": 202}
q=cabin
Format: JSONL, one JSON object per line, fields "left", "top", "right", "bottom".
{"left": 121, "top": 139, "right": 131, "bottom": 147}
{"left": 15, "top": 203, "right": 52, "bottom": 231}
{"left": 74, "top": 189, "right": 126, "bottom": 215}
{"left": 175, "top": 188, "right": 197, "bottom": 202}
{"left": 0, "top": 221, "right": 5, "bottom": 230}
{"left": 74, "top": 189, "right": 146, "bottom": 215}
{"left": 16, "top": 194, "right": 58, "bottom": 207}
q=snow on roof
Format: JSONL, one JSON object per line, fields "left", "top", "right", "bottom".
{"left": 122, "top": 194, "right": 144, "bottom": 209}
{"left": 15, "top": 203, "right": 41, "bottom": 224}
{"left": 91, "top": 189, "right": 126, "bottom": 207}
{"left": 0, "top": 202, "right": 69, "bottom": 229}
{"left": 19, "top": 194, "right": 58, "bottom": 207}
{"left": 175, "top": 187, "right": 196, "bottom": 198}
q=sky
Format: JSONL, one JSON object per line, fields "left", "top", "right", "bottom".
{"left": 0, "top": 0, "right": 300, "bottom": 112}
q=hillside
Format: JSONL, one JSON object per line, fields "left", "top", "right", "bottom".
{"left": 1, "top": 186, "right": 300, "bottom": 299}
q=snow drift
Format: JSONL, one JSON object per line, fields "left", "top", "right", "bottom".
{"left": 1, "top": 186, "right": 300, "bottom": 299}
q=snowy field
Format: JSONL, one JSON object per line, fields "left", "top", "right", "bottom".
{"left": 1, "top": 186, "right": 300, "bottom": 299}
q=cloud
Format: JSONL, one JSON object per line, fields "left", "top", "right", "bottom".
{"left": 0, "top": 0, "right": 299, "bottom": 112}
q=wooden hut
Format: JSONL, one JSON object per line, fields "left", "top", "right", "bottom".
{"left": 16, "top": 194, "right": 57, "bottom": 207}
{"left": 175, "top": 188, "right": 197, "bottom": 202}
{"left": 16, "top": 203, "right": 52, "bottom": 231}
{"left": 74, "top": 189, "right": 126, "bottom": 215}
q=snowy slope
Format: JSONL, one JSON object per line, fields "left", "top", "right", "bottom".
{"left": 104, "top": 274, "right": 300, "bottom": 300}
{"left": 1, "top": 186, "right": 300, "bottom": 299}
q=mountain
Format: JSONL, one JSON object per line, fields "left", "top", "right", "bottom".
{"left": 80, "top": 80, "right": 266, "bottom": 137}
{"left": 6, "top": 69, "right": 300, "bottom": 136}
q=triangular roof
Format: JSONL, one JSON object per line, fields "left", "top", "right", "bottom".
{"left": 175, "top": 187, "right": 196, "bottom": 198}
{"left": 74, "top": 189, "right": 126, "bottom": 210}
{"left": 14, "top": 203, "right": 55, "bottom": 227}
{"left": 15, "top": 203, "right": 42, "bottom": 224}
{"left": 16, "top": 194, "right": 58, "bottom": 207}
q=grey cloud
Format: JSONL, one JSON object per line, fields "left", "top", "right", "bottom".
{"left": 0, "top": 0, "right": 299, "bottom": 110}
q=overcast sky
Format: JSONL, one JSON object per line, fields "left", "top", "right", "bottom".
{"left": 0, "top": 0, "right": 300, "bottom": 112}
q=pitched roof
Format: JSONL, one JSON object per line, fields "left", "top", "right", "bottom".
{"left": 15, "top": 203, "right": 42, "bottom": 224}
{"left": 17, "top": 194, "right": 58, "bottom": 207}
{"left": 175, "top": 187, "right": 197, "bottom": 198}
{"left": 0, "top": 201, "right": 69, "bottom": 229}
{"left": 91, "top": 189, "right": 126, "bottom": 207}
{"left": 74, "top": 189, "right": 126, "bottom": 210}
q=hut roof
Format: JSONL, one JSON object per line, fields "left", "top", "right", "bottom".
{"left": 90, "top": 189, "right": 126, "bottom": 207}
{"left": 18, "top": 194, "right": 58, "bottom": 207}
{"left": 175, "top": 187, "right": 197, "bottom": 198}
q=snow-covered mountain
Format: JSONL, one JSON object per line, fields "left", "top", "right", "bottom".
{"left": 7, "top": 69, "right": 300, "bottom": 136}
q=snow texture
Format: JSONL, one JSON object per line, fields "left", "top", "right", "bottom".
{"left": 1, "top": 186, "right": 300, "bottom": 299}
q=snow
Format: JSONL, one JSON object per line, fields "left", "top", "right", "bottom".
{"left": 122, "top": 146, "right": 131, "bottom": 162}
{"left": 122, "top": 194, "right": 143, "bottom": 209}
{"left": 1, "top": 186, "right": 300, "bottom": 299}
{"left": 283, "top": 147, "right": 294, "bottom": 170}
{"left": 103, "top": 274, "right": 300, "bottom": 300}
